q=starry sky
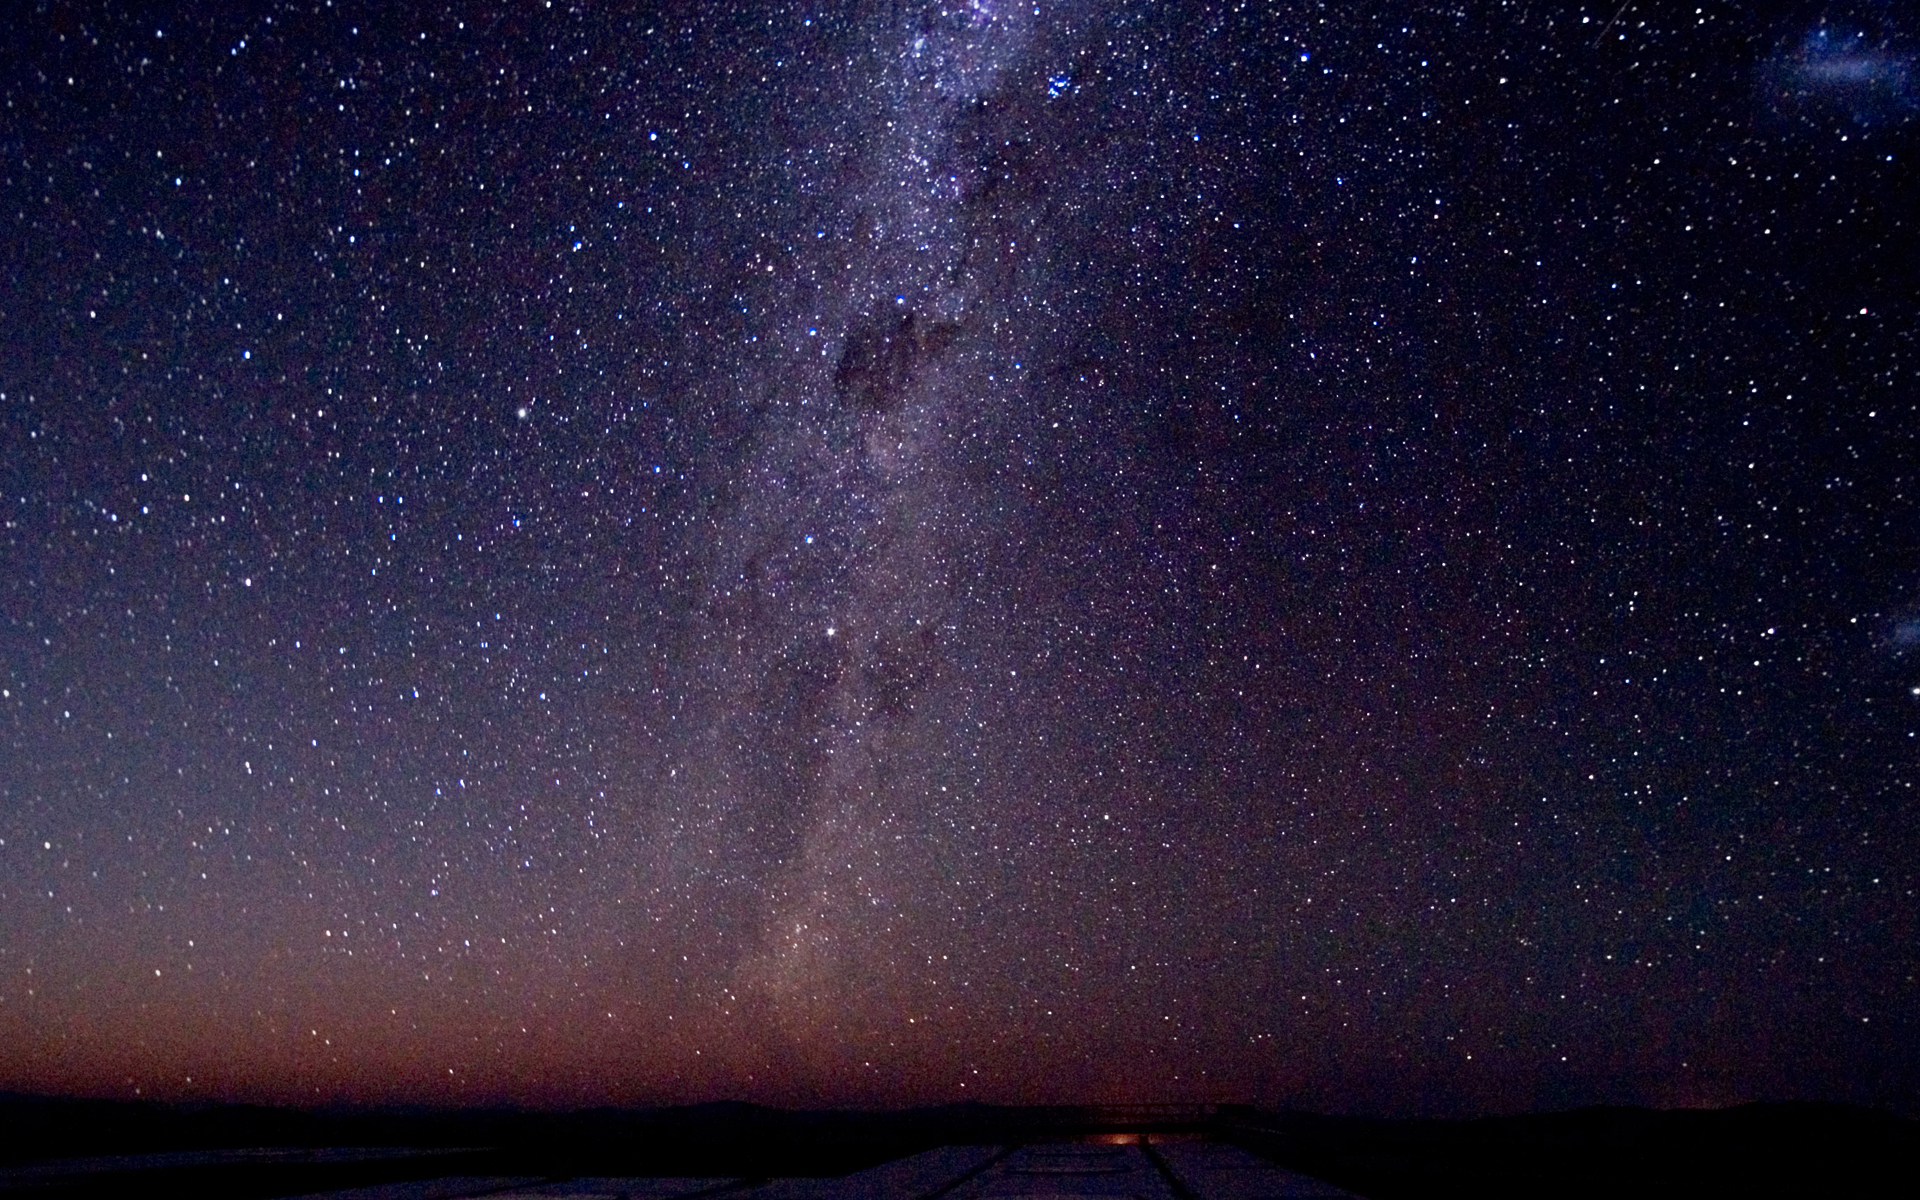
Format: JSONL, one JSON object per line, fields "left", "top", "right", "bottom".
{"left": 2, "top": 0, "right": 1917, "bottom": 1116}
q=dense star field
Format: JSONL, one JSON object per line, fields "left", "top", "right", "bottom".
{"left": 2, "top": 1, "right": 1917, "bottom": 1114}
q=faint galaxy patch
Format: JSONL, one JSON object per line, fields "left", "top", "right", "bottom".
{"left": 1760, "top": 17, "right": 1919, "bottom": 127}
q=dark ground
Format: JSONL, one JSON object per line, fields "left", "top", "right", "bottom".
{"left": 0, "top": 1095, "right": 1912, "bottom": 1200}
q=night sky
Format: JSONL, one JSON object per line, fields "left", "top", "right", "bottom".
{"left": 3, "top": 0, "right": 1918, "bottom": 1116}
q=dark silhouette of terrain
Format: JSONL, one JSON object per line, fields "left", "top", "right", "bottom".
{"left": 1224, "top": 1103, "right": 1916, "bottom": 1198}
{"left": 0, "top": 1094, "right": 1911, "bottom": 1200}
